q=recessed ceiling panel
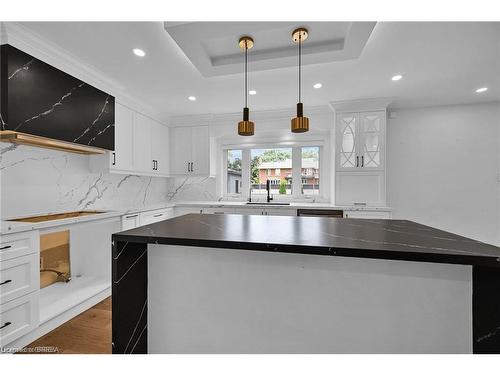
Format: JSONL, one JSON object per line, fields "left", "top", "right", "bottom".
{"left": 164, "top": 21, "right": 376, "bottom": 77}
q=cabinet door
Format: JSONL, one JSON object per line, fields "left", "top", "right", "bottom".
{"left": 359, "top": 111, "right": 384, "bottom": 169}
{"left": 133, "top": 113, "right": 153, "bottom": 173}
{"left": 191, "top": 126, "right": 209, "bottom": 175}
{"left": 337, "top": 113, "right": 358, "bottom": 169}
{"left": 171, "top": 127, "right": 192, "bottom": 175}
{"left": 151, "top": 120, "right": 170, "bottom": 175}
{"left": 122, "top": 214, "right": 140, "bottom": 231}
{"left": 112, "top": 103, "right": 134, "bottom": 171}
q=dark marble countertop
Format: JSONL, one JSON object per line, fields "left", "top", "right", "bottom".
{"left": 113, "top": 214, "right": 500, "bottom": 267}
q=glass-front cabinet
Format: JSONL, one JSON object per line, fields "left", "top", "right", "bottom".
{"left": 337, "top": 111, "right": 385, "bottom": 170}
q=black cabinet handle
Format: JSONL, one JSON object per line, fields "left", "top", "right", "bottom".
{"left": 187, "top": 162, "right": 190, "bottom": 172}
{"left": 0, "top": 245, "right": 11, "bottom": 250}
{"left": 191, "top": 162, "right": 194, "bottom": 172}
{"left": 0, "top": 322, "right": 11, "bottom": 329}
{"left": 0, "top": 279, "right": 12, "bottom": 286}
{"left": 156, "top": 160, "right": 159, "bottom": 171}
{"left": 125, "top": 214, "right": 138, "bottom": 219}
{"left": 112, "top": 152, "right": 116, "bottom": 166}
{"left": 153, "top": 214, "right": 163, "bottom": 218}
{"left": 356, "top": 156, "right": 359, "bottom": 167}
{"left": 361, "top": 156, "right": 364, "bottom": 167}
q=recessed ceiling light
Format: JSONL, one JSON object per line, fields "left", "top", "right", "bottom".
{"left": 249, "top": 90, "right": 257, "bottom": 95}
{"left": 391, "top": 74, "right": 403, "bottom": 81}
{"left": 132, "top": 48, "right": 146, "bottom": 57}
{"left": 188, "top": 96, "right": 197, "bottom": 101}
{"left": 313, "top": 83, "right": 322, "bottom": 89}
{"left": 475, "top": 87, "right": 488, "bottom": 93}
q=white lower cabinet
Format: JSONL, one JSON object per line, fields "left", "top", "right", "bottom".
{"left": 344, "top": 210, "right": 391, "bottom": 219}
{"left": 140, "top": 208, "right": 174, "bottom": 225}
{"left": 0, "top": 254, "right": 39, "bottom": 305}
{"left": 121, "top": 207, "right": 175, "bottom": 231}
{"left": 0, "top": 231, "right": 39, "bottom": 347}
{"left": 122, "top": 213, "right": 141, "bottom": 231}
{"left": 0, "top": 293, "right": 39, "bottom": 347}
{"left": 203, "top": 207, "right": 235, "bottom": 215}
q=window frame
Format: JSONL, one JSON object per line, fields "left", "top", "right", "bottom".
{"left": 221, "top": 141, "right": 323, "bottom": 201}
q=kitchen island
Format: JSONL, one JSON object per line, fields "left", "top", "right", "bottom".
{"left": 111, "top": 214, "right": 500, "bottom": 354}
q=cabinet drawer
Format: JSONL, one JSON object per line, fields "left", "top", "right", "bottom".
{"left": 0, "top": 231, "right": 38, "bottom": 262}
{"left": 140, "top": 208, "right": 174, "bottom": 225}
{"left": 0, "top": 292, "right": 39, "bottom": 347}
{"left": 1, "top": 253, "right": 39, "bottom": 304}
{"left": 344, "top": 211, "right": 391, "bottom": 219}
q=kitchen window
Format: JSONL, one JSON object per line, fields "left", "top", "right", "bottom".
{"left": 226, "top": 149, "right": 242, "bottom": 195}
{"left": 251, "top": 148, "right": 293, "bottom": 196}
{"left": 301, "top": 146, "right": 320, "bottom": 196}
{"left": 222, "top": 144, "right": 322, "bottom": 199}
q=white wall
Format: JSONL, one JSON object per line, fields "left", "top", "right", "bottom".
{"left": 387, "top": 102, "right": 500, "bottom": 245}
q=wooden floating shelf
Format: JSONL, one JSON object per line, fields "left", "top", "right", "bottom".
{"left": 0, "top": 130, "right": 108, "bottom": 155}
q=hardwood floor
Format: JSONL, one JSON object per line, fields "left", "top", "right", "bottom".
{"left": 22, "top": 297, "right": 112, "bottom": 354}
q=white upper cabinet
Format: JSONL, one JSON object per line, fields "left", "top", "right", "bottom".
{"left": 171, "top": 126, "right": 210, "bottom": 176}
{"left": 90, "top": 102, "right": 170, "bottom": 177}
{"left": 133, "top": 112, "right": 153, "bottom": 173}
{"left": 110, "top": 103, "right": 134, "bottom": 172}
{"left": 336, "top": 111, "right": 385, "bottom": 171}
{"left": 151, "top": 120, "right": 170, "bottom": 176}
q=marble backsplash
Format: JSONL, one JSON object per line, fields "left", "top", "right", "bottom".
{"left": 0, "top": 143, "right": 218, "bottom": 219}
{"left": 0, "top": 143, "right": 169, "bottom": 218}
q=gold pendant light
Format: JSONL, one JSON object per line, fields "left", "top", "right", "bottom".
{"left": 291, "top": 28, "right": 309, "bottom": 133}
{"left": 238, "top": 36, "right": 255, "bottom": 136}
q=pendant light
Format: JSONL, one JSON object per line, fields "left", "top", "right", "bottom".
{"left": 291, "top": 28, "right": 309, "bottom": 133}
{"left": 238, "top": 36, "right": 255, "bottom": 136}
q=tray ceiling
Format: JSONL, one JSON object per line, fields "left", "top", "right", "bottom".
{"left": 164, "top": 22, "right": 376, "bottom": 77}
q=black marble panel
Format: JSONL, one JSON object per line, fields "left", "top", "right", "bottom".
{"left": 0, "top": 44, "right": 114, "bottom": 150}
{"left": 473, "top": 266, "right": 500, "bottom": 353}
{"left": 112, "top": 240, "right": 148, "bottom": 354}
{"left": 114, "top": 214, "right": 500, "bottom": 267}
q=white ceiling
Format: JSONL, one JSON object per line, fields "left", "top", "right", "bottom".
{"left": 14, "top": 22, "right": 500, "bottom": 118}
{"left": 164, "top": 22, "right": 375, "bottom": 76}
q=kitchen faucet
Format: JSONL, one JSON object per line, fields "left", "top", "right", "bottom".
{"left": 266, "top": 180, "right": 273, "bottom": 203}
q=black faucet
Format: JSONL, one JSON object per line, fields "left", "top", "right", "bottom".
{"left": 266, "top": 180, "right": 273, "bottom": 203}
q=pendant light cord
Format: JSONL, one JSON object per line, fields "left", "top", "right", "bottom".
{"left": 298, "top": 34, "right": 301, "bottom": 103}
{"left": 245, "top": 43, "right": 248, "bottom": 108}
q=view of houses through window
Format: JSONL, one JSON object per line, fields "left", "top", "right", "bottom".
{"left": 252, "top": 148, "right": 293, "bottom": 195}
{"left": 225, "top": 146, "right": 320, "bottom": 197}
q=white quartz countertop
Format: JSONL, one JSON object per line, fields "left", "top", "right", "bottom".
{"left": 1, "top": 201, "right": 391, "bottom": 235}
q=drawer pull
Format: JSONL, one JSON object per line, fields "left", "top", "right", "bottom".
{"left": 1, "top": 322, "right": 12, "bottom": 329}
{"left": 153, "top": 214, "right": 163, "bottom": 218}
{"left": 0, "top": 245, "right": 12, "bottom": 250}
{"left": 0, "top": 279, "right": 12, "bottom": 286}
{"left": 125, "top": 214, "right": 138, "bottom": 219}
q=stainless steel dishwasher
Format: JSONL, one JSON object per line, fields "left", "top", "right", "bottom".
{"left": 296, "top": 209, "right": 344, "bottom": 218}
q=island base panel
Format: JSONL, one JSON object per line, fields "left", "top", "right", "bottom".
{"left": 147, "top": 244, "right": 472, "bottom": 353}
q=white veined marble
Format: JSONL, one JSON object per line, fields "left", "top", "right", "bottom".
{"left": 0, "top": 143, "right": 169, "bottom": 218}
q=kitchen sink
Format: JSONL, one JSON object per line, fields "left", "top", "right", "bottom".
{"left": 245, "top": 202, "right": 291, "bottom": 206}
{"left": 9, "top": 210, "right": 107, "bottom": 223}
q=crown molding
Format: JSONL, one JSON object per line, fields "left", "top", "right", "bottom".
{"left": 1, "top": 22, "right": 171, "bottom": 125}
{"left": 329, "top": 98, "right": 393, "bottom": 113}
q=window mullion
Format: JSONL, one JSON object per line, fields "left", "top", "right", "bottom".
{"left": 292, "top": 147, "right": 302, "bottom": 199}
